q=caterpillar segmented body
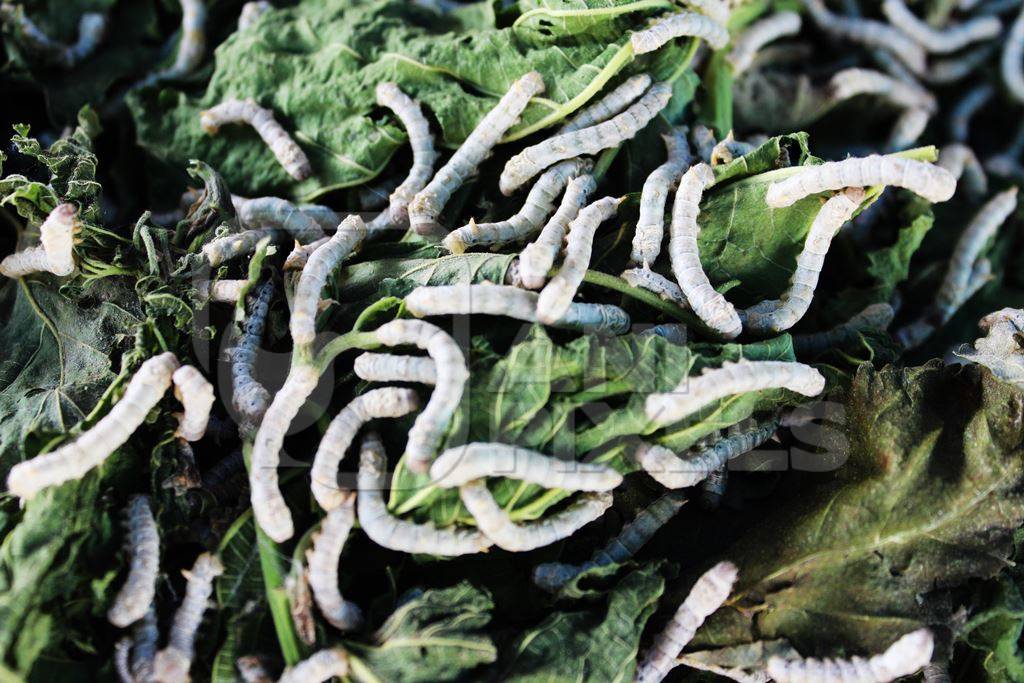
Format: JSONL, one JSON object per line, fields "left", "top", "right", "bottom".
{"left": 631, "top": 129, "right": 692, "bottom": 267}
{"left": 938, "top": 144, "right": 988, "bottom": 199}
{"left": 129, "top": 607, "right": 159, "bottom": 682}
{"left": 558, "top": 74, "right": 652, "bottom": 134}
{"left": 409, "top": 71, "right": 544, "bottom": 234}
{"left": 114, "top": 638, "right": 133, "bottom": 683}
{"left": 828, "top": 68, "right": 936, "bottom": 112}
{"left": 200, "top": 99, "right": 312, "bottom": 181}
{"left": 135, "top": 0, "right": 206, "bottom": 88}
{"left": 728, "top": 12, "right": 802, "bottom": 76}
{"left": 232, "top": 281, "right": 274, "bottom": 433}
{"left": 500, "top": 82, "right": 670, "bottom": 195}
{"left": 925, "top": 43, "right": 997, "bottom": 85}
{"left": 237, "top": 1, "right": 270, "bottom": 30}
{"left": 630, "top": 11, "right": 730, "bottom": 55}
{"left": 195, "top": 279, "right": 248, "bottom": 303}
{"left": 882, "top": 0, "right": 1001, "bottom": 54}
{"left": 202, "top": 229, "right": 287, "bottom": 267}
{"left": 767, "top": 628, "right": 934, "bottom": 683}
{"left": 0, "top": 5, "right": 107, "bottom": 68}
{"left": 232, "top": 196, "right": 324, "bottom": 243}
{"left": 306, "top": 498, "right": 363, "bottom": 631}
{"left": 700, "top": 465, "right": 727, "bottom": 509}
{"left": 683, "top": 0, "right": 730, "bottom": 26}
{"left": 804, "top": 0, "right": 926, "bottom": 74}
{"left": 429, "top": 442, "right": 622, "bottom": 491}
{"left": 621, "top": 267, "right": 688, "bottom": 307}
{"left": 283, "top": 237, "right": 329, "bottom": 272}
{"left": 153, "top": 553, "right": 224, "bottom": 683}
{"left": 949, "top": 84, "right": 993, "bottom": 143}
{"left": 518, "top": 174, "right": 596, "bottom": 290}
{"left": 278, "top": 648, "right": 349, "bottom": 683}
{"left": 354, "top": 352, "right": 437, "bottom": 385}
{"left": 639, "top": 323, "right": 688, "bottom": 345}
{"left": 0, "top": 203, "right": 79, "bottom": 279}
{"left": 108, "top": 496, "right": 160, "bottom": 628}
{"left": 172, "top": 365, "right": 214, "bottom": 442}
{"left": 792, "top": 303, "right": 895, "bottom": 355}
{"left": 1003, "top": 4, "right": 1024, "bottom": 103}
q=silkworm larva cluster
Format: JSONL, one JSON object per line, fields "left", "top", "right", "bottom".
{"left": 231, "top": 281, "right": 274, "bottom": 433}
{"left": 803, "top": 0, "right": 927, "bottom": 74}
{"left": 0, "top": 203, "right": 80, "bottom": 279}
{"left": 882, "top": 0, "right": 1001, "bottom": 54}
{"left": 238, "top": 1, "right": 271, "bottom": 31}
{"left": 429, "top": 442, "right": 623, "bottom": 490}
{"left": 172, "top": 365, "right": 214, "bottom": 442}
{"left": 1003, "top": 4, "right": 1024, "bottom": 103}
{"left": 621, "top": 267, "right": 689, "bottom": 307}
{"left": 767, "top": 628, "right": 934, "bottom": 683}
{"left": 306, "top": 497, "right": 363, "bottom": 631}
{"left": 728, "top": 11, "right": 802, "bottom": 77}
{"left": 152, "top": 552, "right": 224, "bottom": 683}
{"left": 354, "top": 352, "right": 437, "bottom": 385}
{"left": 278, "top": 647, "right": 350, "bottom": 683}
{"left": 233, "top": 196, "right": 325, "bottom": 244}
{"left": 792, "top": 303, "right": 896, "bottom": 355}
{"left": 557, "top": 74, "right": 652, "bottom": 134}
{"left": 938, "top": 143, "right": 988, "bottom": 199}
{"left": 517, "top": 174, "right": 596, "bottom": 289}
{"left": 630, "top": 11, "right": 730, "bottom": 55}
{"left": 107, "top": 496, "right": 160, "bottom": 629}
{"left": 631, "top": 128, "right": 692, "bottom": 267}
{"left": 202, "top": 228, "right": 287, "bottom": 267}
{"left": 200, "top": 99, "right": 312, "bottom": 181}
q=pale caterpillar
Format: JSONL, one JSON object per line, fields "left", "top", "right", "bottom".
{"left": 881, "top": 0, "right": 1001, "bottom": 54}
{"left": 356, "top": 431, "right": 493, "bottom": 555}
{"left": 948, "top": 84, "right": 994, "bottom": 143}
{"left": 283, "top": 237, "right": 328, "bottom": 272}
{"left": 691, "top": 125, "right": 717, "bottom": 164}
{"left": 200, "top": 99, "right": 312, "bottom": 182}
{"left": 114, "top": 638, "right": 133, "bottom": 683}
{"left": 290, "top": 215, "right": 367, "bottom": 347}
{"left": 107, "top": 496, "right": 160, "bottom": 629}
{"left": 129, "top": 607, "right": 159, "bottom": 683}
{"left": 645, "top": 360, "right": 826, "bottom": 428}
{"left": 638, "top": 323, "right": 688, "bottom": 345}
{"left": 7, "top": 352, "right": 179, "bottom": 500}
{"left": 766, "top": 628, "right": 934, "bottom": 683}
{"left": 985, "top": 122, "right": 1024, "bottom": 179}
{"left": 709, "top": 131, "right": 756, "bottom": 167}
{"left": 803, "top": 0, "right": 927, "bottom": 74}
{"left": 202, "top": 228, "right": 287, "bottom": 267}
{"left": 136, "top": 0, "right": 206, "bottom": 88}
{"left": 500, "top": 82, "right": 671, "bottom": 195}
{"left": 764, "top": 155, "right": 957, "bottom": 208}
{"left": 923, "top": 663, "right": 951, "bottom": 683}
{"left": 727, "top": 11, "right": 802, "bottom": 76}
{"left": 310, "top": 387, "right": 420, "bottom": 512}
{"left": 828, "top": 68, "right": 936, "bottom": 112}
{"left": 409, "top": 71, "right": 544, "bottom": 234}
{"left": 668, "top": 163, "right": 743, "bottom": 339}
{"left": 631, "top": 129, "right": 692, "bottom": 267}
{"left": 152, "top": 552, "right": 224, "bottom": 683}
{"left": 870, "top": 45, "right": 922, "bottom": 86}
{"left": 305, "top": 497, "right": 363, "bottom": 631}
{"left": 172, "top": 365, "right": 215, "bottom": 442}
{"left": 0, "top": 203, "right": 79, "bottom": 279}
{"left": 557, "top": 74, "right": 652, "bottom": 134}
{"left": 232, "top": 196, "right": 325, "bottom": 243}
{"left": 792, "top": 302, "right": 895, "bottom": 355}
{"left": 536, "top": 196, "right": 623, "bottom": 324}
{"left": 895, "top": 258, "right": 993, "bottom": 349}
{"left": 700, "top": 465, "right": 727, "bottom": 509}
{"left": 354, "top": 352, "right": 437, "bottom": 385}
{"left": 925, "top": 43, "right": 997, "bottom": 85}
{"left": 0, "top": 5, "right": 107, "bottom": 68}
{"left": 458, "top": 480, "right": 613, "bottom": 552}
{"left": 445, "top": 158, "right": 593, "bottom": 253}
{"left": 634, "top": 561, "right": 739, "bottom": 683}
{"left": 742, "top": 188, "right": 865, "bottom": 334}
{"left": 630, "top": 11, "right": 730, "bottom": 55}
{"left": 195, "top": 279, "right": 248, "bottom": 303}
{"left": 1003, "top": 4, "right": 1024, "bottom": 103}
{"left": 620, "top": 267, "right": 689, "bottom": 307}
{"left": 236, "top": 656, "right": 273, "bottom": 683}
{"left": 938, "top": 143, "right": 988, "bottom": 199}
{"left": 232, "top": 280, "right": 274, "bottom": 434}
{"left": 683, "top": 0, "right": 730, "bottom": 26}
{"left": 532, "top": 491, "right": 686, "bottom": 592}
{"left": 517, "top": 174, "right": 596, "bottom": 290}
{"left": 278, "top": 648, "right": 350, "bottom": 683}
{"left": 429, "top": 442, "right": 623, "bottom": 491}
{"left": 237, "top": 1, "right": 271, "bottom": 31}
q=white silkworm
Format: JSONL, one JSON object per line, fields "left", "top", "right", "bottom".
{"left": 237, "top": 1, "right": 271, "bottom": 30}
{"left": 202, "top": 229, "right": 287, "bottom": 267}
{"left": 306, "top": 498, "right": 363, "bottom": 631}
{"left": 792, "top": 302, "right": 895, "bottom": 355}
{"left": 172, "top": 365, "right": 214, "bottom": 442}
{"left": 356, "top": 431, "right": 492, "bottom": 555}
{"left": 130, "top": 607, "right": 159, "bottom": 683}
{"left": 0, "top": 5, "right": 106, "bottom": 68}
{"left": 233, "top": 196, "right": 324, "bottom": 243}
{"left": 645, "top": 360, "right": 826, "bottom": 427}
{"left": 283, "top": 237, "right": 329, "bottom": 272}
{"left": 114, "top": 638, "right": 133, "bottom": 683}
{"left": 232, "top": 281, "right": 273, "bottom": 433}
{"left": 621, "top": 267, "right": 688, "bottom": 307}
{"left": 882, "top": 0, "right": 1001, "bottom": 54}
{"left": 518, "top": 174, "right": 596, "bottom": 290}
{"left": 803, "top": 0, "right": 926, "bottom": 74}
{"left": 925, "top": 43, "right": 997, "bottom": 85}
{"left": 278, "top": 648, "right": 349, "bottom": 683}
{"left": 948, "top": 84, "right": 993, "bottom": 143}
{"left": 727, "top": 12, "right": 802, "bottom": 76}
{"left": 236, "top": 656, "right": 273, "bottom": 683}
{"left": 153, "top": 552, "right": 224, "bottom": 683}
{"left": 445, "top": 158, "right": 592, "bottom": 253}
{"left": 459, "top": 480, "right": 613, "bottom": 552}
{"left": 668, "top": 163, "right": 742, "bottom": 338}
{"left": 764, "top": 155, "right": 956, "bottom": 208}
{"left": 373, "top": 320, "right": 468, "bottom": 474}
{"left": 0, "top": 203, "right": 79, "bottom": 279}
{"left": 409, "top": 71, "right": 544, "bottom": 234}
{"left": 354, "top": 352, "right": 437, "bottom": 385}
{"left": 691, "top": 125, "right": 717, "bottom": 164}
{"left": 311, "top": 387, "right": 420, "bottom": 511}
{"left": 630, "top": 11, "right": 730, "bottom": 55}
{"left": 828, "top": 68, "right": 936, "bottom": 112}
{"left": 767, "top": 628, "right": 934, "bottom": 683}
{"left": 291, "top": 215, "right": 366, "bottom": 347}
{"left": 683, "top": 0, "right": 730, "bottom": 26}
{"left": 634, "top": 561, "right": 739, "bottom": 683}
{"left": 108, "top": 495, "right": 160, "bottom": 628}
{"left": 639, "top": 323, "right": 688, "bottom": 345}
{"left": 195, "top": 279, "right": 247, "bottom": 303}
{"left": 135, "top": 0, "right": 206, "bottom": 88}
{"left": 536, "top": 196, "right": 623, "bottom": 324}
{"left": 500, "top": 82, "right": 671, "bottom": 195}
{"left": 888, "top": 114, "right": 928, "bottom": 152}
{"left": 631, "top": 129, "right": 692, "bottom": 267}
{"left": 557, "top": 74, "right": 653, "bottom": 134}
{"left": 7, "top": 352, "right": 179, "bottom": 500}
{"left": 429, "top": 442, "right": 622, "bottom": 491}
{"left": 65, "top": 12, "right": 106, "bottom": 66}
{"left": 200, "top": 99, "right": 312, "bottom": 181}
{"left": 1003, "top": 4, "right": 1024, "bottom": 104}
{"left": 938, "top": 144, "right": 988, "bottom": 199}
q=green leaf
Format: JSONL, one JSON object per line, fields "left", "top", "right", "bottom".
{"left": 963, "top": 578, "right": 1024, "bottom": 682}
{"left": 512, "top": 0, "right": 676, "bottom": 42}
{"left": 697, "top": 50, "right": 733, "bottom": 137}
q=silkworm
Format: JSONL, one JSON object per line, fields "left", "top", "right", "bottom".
{"left": 445, "top": 158, "right": 592, "bottom": 253}
{"left": 536, "top": 196, "right": 623, "bottom": 324}
{"left": 1003, "top": 4, "right": 1024, "bottom": 104}
{"left": 354, "top": 352, "right": 437, "bottom": 385}
{"left": 634, "top": 561, "right": 739, "bottom": 683}
{"left": 0, "top": 203, "right": 79, "bottom": 279}
{"left": 195, "top": 279, "right": 247, "bottom": 303}
{"left": 645, "top": 360, "right": 826, "bottom": 427}
{"left": 0, "top": 6, "right": 106, "bottom": 68}
{"left": 153, "top": 553, "right": 224, "bottom": 683}
{"left": 232, "top": 281, "right": 274, "bottom": 433}
{"left": 792, "top": 303, "right": 895, "bottom": 355}
{"left": 557, "top": 300, "right": 632, "bottom": 335}
{"left": 236, "top": 656, "right": 273, "bottom": 683}
{"left": 283, "top": 237, "right": 329, "bottom": 272}
{"left": 557, "top": 74, "right": 652, "bottom": 134}
{"left": 700, "top": 465, "right": 727, "bottom": 509}
{"left": 373, "top": 320, "right": 468, "bottom": 474}
{"left": 828, "top": 68, "right": 935, "bottom": 113}
{"left": 232, "top": 196, "right": 324, "bottom": 243}
{"left": 742, "top": 188, "right": 865, "bottom": 334}
{"left": 135, "top": 0, "right": 206, "bottom": 88}
{"left": 631, "top": 129, "right": 692, "bottom": 267}
{"left": 532, "top": 491, "right": 686, "bottom": 591}
{"left": 621, "top": 267, "right": 688, "bottom": 307}
{"left": 429, "top": 442, "right": 622, "bottom": 491}
{"left": 107, "top": 496, "right": 160, "bottom": 628}
{"left": 884, "top": 0, "right": 1001, "bottom": 54}
{"left": 171, "top": 365, "right": 214, "bottom": 442}
{"left": 639, "top": 323, "right": 688, "bottom": 345}
{"left": 459, "top": 480, "right": 612, "bottom": 552}
{"left": 630, "top": 11, "right": 730, "bottom": 55}
{"left": 925, "top": 43, "right": 997, "bottom": 85}
{"left": 202, "top": 229, "right": 287, "bottom": 267}
{"left": 518, "top": 174, "right": 596, "bottom": 290}
{"left": 709, "top": 131, "right": 756, "bottom": 166}
{"left": 691, "top": 125, "right": 717, "bottom": 164}
{"left": 311, "top": 387, "right": 420, "bottom": 512}
{"left": 130, "top": 607, "right": 159, "bottom": 682}
{"left": 500, "top": 82, "right": 671, "bottom": 195}
{"left": 66, "top": 12, "right": 107, "bottom": 66}
{"left": 803, "top": 0, "right": 926, "bottom": 74}
{"left": 306, "top": 498, "right": 363, "bottom": 631}
{"left": 684, "top": 0, "right": 730, "bottom": 26}
{"left": 238, "top": 1, "right": 271, "bottom": 30}
{"left": 356, "top": 431, "right": 492, "bottom": 555}
{"left": 7, "top": 352, "right": 179, "bottom": 500}
{"left": 291, "top": 216, "right": 366, "bottom": 347}
{"left": 764, "top": 155, "right": 957, "bottom": 208}
{"left": 767, "top": 628, "right": 934, "bottom": 683}
{"left": 948, "top": 84, "right": 994, "bottom": 143}
{"left": 114, "top": 638, "right": 133, "bottom": 683}
{"left": 200, "top": 99, "right": 312, "bottom": 181}
{"left": 278, "top": 648, "right": 349, "bottom": 683}
{"left": 938, "top": 144, "right": 988, "bottom": 199}
{"left": 727, "top": 12, "right": 802, "bottom": 76}
{"left": 668, "top": 163, "right": 743, "bottom": 338}
{"left": 409, "top": 71, "right": 544, "bottom": 234}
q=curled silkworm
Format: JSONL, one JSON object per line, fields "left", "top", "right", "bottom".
{"left": 767, "top": 628, "right": 934, "bottom": 683}
{"left": 518, "top": 174, "right": 596, "bottom": 289}
{"left": 311, "top": 388, "right": 420, "bottom": 511}
{"left": 828, "top": 68, "right": 935, "bottom": 112}
{"left": 446, "top": 158, "right": 592, "bottom": 253}
{"left": 238, "top": 1, "right": 271, "bottom": 30}
{"left": 557, "top": 74, "right": 652, "bottom": 134}
{"left": 630, "top": 11, "right": 730, "bottom": 54}
{"left": 621, "top": 267, "right": 688, "bottom": 307}
{"left": 948, "top": 84, "right": 994, "bottom": 143}
{"left": 690, "top": 125, "right": 716, "bottom": 164}
{"left": 232, "top": 281, "right": 274, "bottom": 433}
{"left": 354, "top": 352, "right": 437, "bottom": 385}
{"left": 429, "top": 442, "right": 622, "bottom": 491}
{"left": 278, "top": 648, "right": 349, "bottom": 683}
{"left": 536, "top": 196, "right": 623, "bottom": 324}
{"left": 1003, "top": 4, "right": 1024, "bottom": 103}
{"left": 684, "top": 0, "right": 730, "bottom": 26}
{"left": 0, "top": 203, "right": 80, "bottom": 279}
{"left": 172, "top": 365, "right": 214, "bottom": 442}
{"left": 728, "top": 12, "right": 802, "bottom": 76}
{"left": 357, "top": 431, "right": 492, "bottom": 555}
{"left": 938, "top": 144, "right": 988, "bottom": 199}
{"left": 409, "top": 71, "right": 544, "bottom": 234}
{"left": 232, "top": 196, "right": 324, "bottom": 243}
{"left": 7, "top": 352, "right": 179, "bottom": 500}
{"left": 925, "top": 43, "right": 997, "bottom": 84}
{"left": 631, "top": 129, "right": 692, "bottom": 267}
{"left": 635, "top": 561, "right": 739, "bottom": 683}
{"left": 108, "top": 496, "right": 160, "bottom": 628}
{"left": 764, "top": 155, "right": 956, "bottom": 208}
{"left": 645, "top": 360, "right": 826, "bottom": 427}
{"left": 501, "top": 82, "right": 671, "bottom": 195}
{"left": 639, "top": 323, "right": 688, "bottom": 345}
{"left": 459, "top": 480, "right": 613, "bottom": 552}
{"left": 669, "top": 163, "right": 742, "bottom": 338}
{"left": 804, "top": 0, "right": 926, "bottom": 74}
{"left": 291, "top": 216, "right": 366, "bottom": 347}
{"left": 200, "top": 100, "right": 312, "bottom": 181}
{"left": 882, "top": 0, "right": 1001, "bottom": 53}
{"left": 202, "top": 229, "right": 287, "bottom": 267}
{"left": 153, "top": 553, "right": 224, "bottom": 683}
{"left": 792, "top": 303, "right": 895, "bottom": 355}
{"left": 306, "top": 498, "right": 363, "bottom": 631}
{"left": 195, "top": 279, "right": 247, "bottom": 303}
{"left": 0, "top": 5, "right": 107, "bottom": 68}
